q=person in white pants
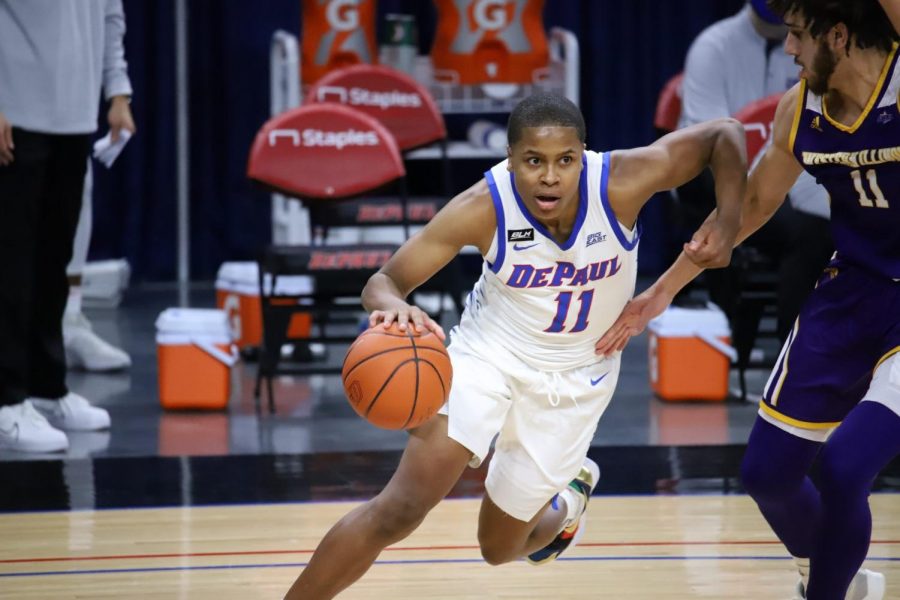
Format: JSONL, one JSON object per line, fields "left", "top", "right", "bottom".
{"left": 64, "top": 157, "right": 133, "bottom": 372}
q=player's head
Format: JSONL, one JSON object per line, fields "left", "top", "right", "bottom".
{"left": 767, "top": 0, "right": 898, "bottom": 95}
{"left": 507, "top": 93, "right": 586, "bottom": 147}
{"left": 506, "top": 93, "right": 586, "bottom": 224}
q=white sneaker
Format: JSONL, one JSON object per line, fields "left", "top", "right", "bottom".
{"left": 847, "top": 569, "right": 886, "bottom": 600}
{"left": 0, "top": 401, "right": 69, "bottom": 453}
{"left": 795, "top": 568, "right": 886, "bottom": 600}
{"left": 30, "top": 393, "right": 111, "bottom": 431}
{"left": 64, "top": 312, "right": 131, "bottom": 371}
{"left": 526, "top": 457, "right": 601, "bottom": 565}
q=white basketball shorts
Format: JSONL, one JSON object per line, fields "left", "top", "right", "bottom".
{"left": 439, "top": 333, "right": 618, "bottom": 522}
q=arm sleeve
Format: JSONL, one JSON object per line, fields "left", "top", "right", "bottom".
{"left": 679, "top": 33, "right": 730, "bottom": 127}
{"left": 102, "top": 0, "right": 133, "bottom": 100}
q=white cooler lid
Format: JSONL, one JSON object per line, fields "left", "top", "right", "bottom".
{"left": 648, "top": 304, "right": 731, "bottom": 337}
{"left": 214, "top": 261, "right": 313, "bottom": 295}
{"left": 268, "top": 274, "right": 314, "bottom": 295}
{"left": 156, "top": 308, "right": 232, "bottom": 337}
{"left": 215, "top": 261, "right": 256, "bottom": 291}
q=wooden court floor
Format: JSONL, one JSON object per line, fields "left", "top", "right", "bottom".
{"left": 1, "top": 494, "right": 897, "bottom": 599}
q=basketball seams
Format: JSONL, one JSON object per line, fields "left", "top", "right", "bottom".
{"left": 415, "top": 358, "right": 450, "bottom": 425}
{"left": 358, "top": 329, "right": 439, "bottom": 339}
{"left": 342, "top": 329, "right": 445, "bottom": 376}
{"left": 342, "top": 324, "right": 451, "bottom": 430}
{"left": 343, "top": 346, "right": 415, "bottom": 379}
{"left": 362, "top": 358, "right": 418, "bottom": 417}
{"left": 403, "top": 329, "right": 421, "bottom": 429}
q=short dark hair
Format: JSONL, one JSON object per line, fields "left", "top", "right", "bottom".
{"left": 767, "top": 0, "right": 898, "bottom": 53}
{"left": 506, "top": 93, "right": 586, "bottom": 146}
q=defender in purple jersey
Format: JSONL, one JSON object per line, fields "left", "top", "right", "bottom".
{"left": 597, "top": 1, "right": 900, "bottom": 598}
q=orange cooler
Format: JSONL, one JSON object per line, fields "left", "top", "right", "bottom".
{"left": 301, "top": 0, "right": 378, "bottom": 84}
{"left": 156, "top": 309, "right": 237, "bottom": 410}
{"left": 430, "top": 0, "right": 548, "bottom": 84}
{"left": 648, "top": 305, "right": 736, "bottom": 402}
{"left": 215, "top": 262, "right": 313, "bottom": 349}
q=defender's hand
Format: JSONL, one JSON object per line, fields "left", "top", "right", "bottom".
{"left": 595, "top": 287, "right": 673, "bottom": 356}
{"left": 369, "top": 305, "right": 446, "bottom": 341}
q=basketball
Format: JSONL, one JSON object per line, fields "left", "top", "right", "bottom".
{"left": 341, "top": 323, "right": 452, "bottom": 430}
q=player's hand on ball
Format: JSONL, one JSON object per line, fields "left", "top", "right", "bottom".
{"left": 369, "top": 304, "right": 446, "bottom": 341}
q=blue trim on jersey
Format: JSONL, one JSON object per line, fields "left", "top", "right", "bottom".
{"left": 599, "top": 152, "right": 641, "bottom": 251}
{"left": 508, "top": 154, "right": 588, "bottom": 251}
{"left": 484, "top": 169, "right": 506, "bottom": 274}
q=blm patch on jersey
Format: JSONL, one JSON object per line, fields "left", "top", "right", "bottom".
{"left": 507, "top": 228, "right": 534, "bottom": 242}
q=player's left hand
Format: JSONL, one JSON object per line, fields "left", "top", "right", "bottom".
{"left": 108, "top": 95, "right": 136, "bottom": 142}
{"left": 683, "top": 215, "right": 738, "bottom": 269}
{"left": 595, "top": 285, "right": 673, "bottom": 356}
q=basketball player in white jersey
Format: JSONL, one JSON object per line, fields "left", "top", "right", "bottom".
{"left": 284, "top": 93, "right": 748, "bottom": 599}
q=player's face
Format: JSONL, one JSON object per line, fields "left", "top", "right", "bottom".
{"left": 507, "top": 126, "right": 585, "bottom": 225}
{"left": 784, "top": 12, "right": 839, "bottom": 95}
{"left": 806, "top": 37, "right": 839, "bottom": 95}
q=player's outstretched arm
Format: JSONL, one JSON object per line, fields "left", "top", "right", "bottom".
{"left": 595, "top": 86, "right": 805, "bottom": 356}
{"left": 362, "top": 180, "right": 495, "bottom": 340}
{"left": 607, "top": 117, "right": 747, "bottom": 270}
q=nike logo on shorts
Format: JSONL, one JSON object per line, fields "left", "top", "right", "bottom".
{"left": 590, "top": 373, "right": 609, "bottom": 386}
{"left": 513, "top": 242, "right": 539, "bottom": 251}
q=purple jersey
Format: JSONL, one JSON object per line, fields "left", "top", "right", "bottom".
{"left": 761, "top": 257, "right": 900, "bottom": 428}
{"left": 790, "top": 44, "right": 900, "bottom": 279}
{"left": 760, "top": 45, "right": 900, "bottom": 433}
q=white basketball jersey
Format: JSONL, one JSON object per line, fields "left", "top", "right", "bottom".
{"left": 452, "top": 150, "right": 640, "bottom": 371}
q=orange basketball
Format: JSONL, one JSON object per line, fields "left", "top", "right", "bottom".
{"left": 341, "top": 323, "right": 452, "bottom": 430}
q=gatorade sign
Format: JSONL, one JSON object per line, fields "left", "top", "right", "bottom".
{"left": 473, "top": 0, "right": 510, "bottom": 30}
{"left": 247, "top": 104, "right": 404, "bottom": 199}
{"left": 431, "top": 0, "right": 548, "bottom": 84}
{"left": 307, "top": 65, "right": 447, "bottom": 150}
{"left": 326, "top": 0, "right": 360, "bottom": 30}
{"left": 301, "top": 0, "right": 377, "bottom": 84}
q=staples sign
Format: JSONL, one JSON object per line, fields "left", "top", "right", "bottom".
{"left": 247, "top": 103, "right": 404, "bottom": 199}
{"left": 307, "top": 65, "right": 446, "bottom": 151}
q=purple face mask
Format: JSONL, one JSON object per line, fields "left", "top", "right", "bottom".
{"left": 751, "top": 0, "right": 783, "bottom": 24}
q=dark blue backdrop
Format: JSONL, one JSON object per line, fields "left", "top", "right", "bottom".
{"left": 92, "top": 0, "right": 744, "bottom": 281}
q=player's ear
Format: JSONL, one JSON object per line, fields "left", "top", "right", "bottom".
{"left": 830, "top": 22, "right": 849, "bottom": 53}
{"left": 506, "top": 146, "right": 513, "bottom": 170}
